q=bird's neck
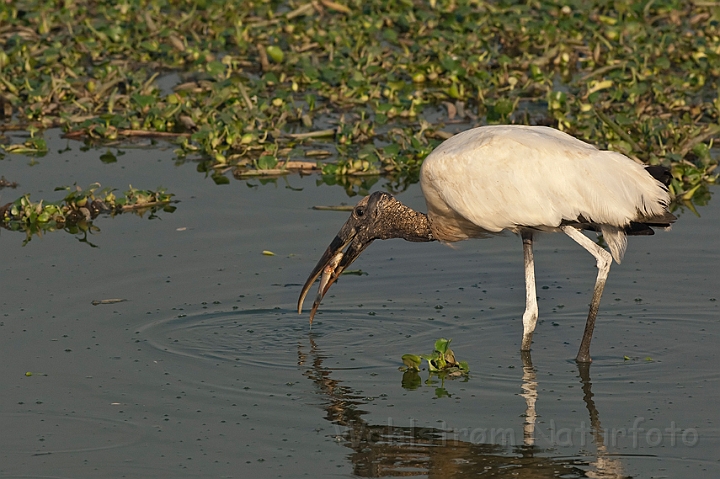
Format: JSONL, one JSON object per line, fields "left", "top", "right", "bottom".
{"left": 379, "top": 202, "right": 435, "bottom": 243}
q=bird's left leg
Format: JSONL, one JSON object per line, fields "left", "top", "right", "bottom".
{"left": 521, "top": 230, "right": 538, "bottom": 351}
{"left": 561, "top": 226, "right": 613, "bottom": 363}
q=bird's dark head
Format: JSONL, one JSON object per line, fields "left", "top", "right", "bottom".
{"left": 298, "top": 191, "right": 429, "bottom": 323}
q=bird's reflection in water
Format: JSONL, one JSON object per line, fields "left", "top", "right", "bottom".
{"left": 298, "top": 336, "right": 628, "bottom": 478}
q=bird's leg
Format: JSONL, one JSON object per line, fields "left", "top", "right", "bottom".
{"left": 561, "top": 226, "right": 613, "bottom": 363}
{"left": 521, "top": 230, "right": 538, "bottom": 351}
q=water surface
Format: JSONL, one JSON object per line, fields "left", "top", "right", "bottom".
{"left": 0, "top": 130, "right": 718, "bottom": 477}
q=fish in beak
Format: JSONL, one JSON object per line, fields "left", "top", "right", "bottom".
{"left": 297, "top": 194, "right": 379, "bottom": 324}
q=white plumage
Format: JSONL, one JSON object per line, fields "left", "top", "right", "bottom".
{"left": 420, "top": 125, "right": 670, "bottom": 262}
{"left": 299, "top": 125, "right": 675, "bottom": 363}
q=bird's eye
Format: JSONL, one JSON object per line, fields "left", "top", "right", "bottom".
{"left": 355, "top": 207, "right": 364, "bottom": 217}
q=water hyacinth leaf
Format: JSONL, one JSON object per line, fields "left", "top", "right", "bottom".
{"left": 266, "top": 45, "right": 284, "bottom": 63}
{"left": 256, "top": 155, "right": 278, "bottom": 170}
{"left": 401, "top": 354, "right": 421, "bottom": 371}
{"left": 447, "top": 83, "right": 461, "bottom": 99}
{"left": 434, "top": 338, "right": 451, "bottom": 354}
{"left": 493, "top": 99, "right": 515, "bottom": 117}
{"left": 206, "top": 61, "right": 225, "bottom": 76}
{"left": 382, "top": 28, "right": 398, "bottom": 43}
{"left": 131, "top": 94, "right": 155, "bottom": 109}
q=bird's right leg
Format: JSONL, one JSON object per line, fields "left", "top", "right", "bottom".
{"left": 521, "top": 230, "right": 538, "bottom": 351}
{"left": 562, "top": 226, "right": 613, "bottom": 363}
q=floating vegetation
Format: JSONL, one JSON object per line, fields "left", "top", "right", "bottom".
{"left": 402, "top": 338, "right": 469, "bottom": 375}
{"left": 0, "top": 0, "right": 718, "bottom": 200}
{"left": 401, "top": 338, "right": 469, "bottom": 398}
{"left": 0, "top": 183, "right": 176, "bottom": 244}
{"left": 0, "top": 176, "right": 18, "bottom": 189}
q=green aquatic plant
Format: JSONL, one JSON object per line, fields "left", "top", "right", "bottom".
{"left": 0, "top": 0, "right": 717, "bottom": 200}
{"left": 0, "top": 183, "right": 175, "bottom": 244}
{"left": 401, "top": 338, "right": 469, "bottom": 375}
{"left": 401, "top": 338, "right": 469, "bottom": 398}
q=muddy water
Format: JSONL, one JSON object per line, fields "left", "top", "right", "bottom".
{"left": 0, "top": 130, "right": 718, "bottom": 478}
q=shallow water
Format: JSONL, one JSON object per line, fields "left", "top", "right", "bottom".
{"left": 1, "top": 130, "right": 718, "bottom": 478}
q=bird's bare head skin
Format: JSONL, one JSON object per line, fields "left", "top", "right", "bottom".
{"left": 298, "top": 191, "right": 434, "bottom": 324}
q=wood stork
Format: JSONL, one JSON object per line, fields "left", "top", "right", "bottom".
{"left": 298, "top": 125, "right": 675, "bottom": 363}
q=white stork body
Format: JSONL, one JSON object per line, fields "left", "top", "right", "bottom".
{"left": 420, "top": 125, "right": 669, "bottom": 257}
{"left": 299, "top": 125, "right": 674, "bottom": 363}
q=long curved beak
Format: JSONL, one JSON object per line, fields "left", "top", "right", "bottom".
{"left": 297, "top": 223, "right": 373, "bottom": 324}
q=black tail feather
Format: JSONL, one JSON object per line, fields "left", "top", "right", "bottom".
{"left": 645, "top": 165, "right": 672, "bottom": 187}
